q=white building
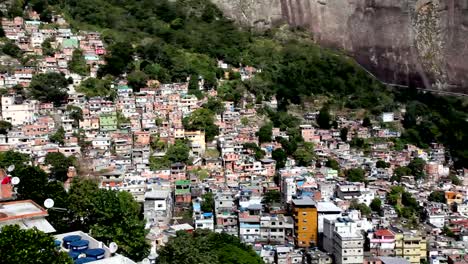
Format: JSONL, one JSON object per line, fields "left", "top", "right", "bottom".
{"left": 1, "top": 96, "right": 38, "bottom": 125}
{"left": 323, "top": 217, "right": 364, "bottom": 264}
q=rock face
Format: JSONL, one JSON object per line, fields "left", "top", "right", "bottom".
{"left": 212, "top": 0, "right": 468, "bottom": 92}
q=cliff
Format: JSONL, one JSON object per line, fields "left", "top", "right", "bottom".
{"left": 212, "top": 0, "right": 468, "bottom": 92}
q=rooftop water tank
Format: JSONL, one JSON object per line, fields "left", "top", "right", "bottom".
{"left": 85, "top": 248, "right": 105, "bottom": 260}
{"left": 70, "top": 240, "right": 89, "bottom": 252}
{"left": 63, "top": 235, "right": 82, "bottom": 249}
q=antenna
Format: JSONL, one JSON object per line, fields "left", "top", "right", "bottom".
{"left": 109, "top": 242, "right": 118, "bottom": 253}
{"left": 7, "top": 165, "right": 15, "bottom": 172}
{"left": 11, "top": 177, "right": 20, "bottom": 185}
{"left": 44, "top": 198, "right": 55, "bottom": 209}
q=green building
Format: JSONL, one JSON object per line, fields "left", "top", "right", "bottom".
{"left": 99, "top": 112, "right": 118, "bottom": 131}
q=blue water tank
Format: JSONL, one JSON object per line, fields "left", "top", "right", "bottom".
{"left": 68, "top": 251, "right": 80, "bottom": 260}
{"left": 54, "top": 240, "right": 62, "bottom": 248}
{"left": 74, "top": 257, "right": 96, "bottom": 264}
{"left": 63, "top": 235, "right": 82, "bottom": 249}
{"left": 70, "top": 240, "right": 89, "bottom": 252}
{"left": 85, "top": 248, "right": 105, "bottom": 260}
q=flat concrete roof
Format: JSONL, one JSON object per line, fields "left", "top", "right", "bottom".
{"left": 0, "top": 199, "right": 47, "bottom": 222}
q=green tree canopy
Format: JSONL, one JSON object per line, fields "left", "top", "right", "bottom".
{"left": 183, "top": 108, "right": 219, "bottom": 141}
{"left": 127, "top": 71, "right": 148, "bottom": 92}
{"left": 346, "top": 168, "right": 366, "bottom": 182}
{"left": 262, "top": 190, "right": 281, "bottom": 205}
{"left": 2, "top": 41, "right": 23, "bottom": 58}
{"left": 201, "top": 192, "right": 214, "bottom": 212}
{"left": 317, "top": 106, "right": 332, "bottom": 129}
{"left": 272, "top": 148, "right": 287, "bottom": 169}
{"left": 428, "top": 191, "right": 446, "bottom": 203}
{"left": 407, "top": 158, "right": 426, "bottom": 180}
{"left": 376, "top": 160, "right": 390, "bottom": 169}
{"left": 166, "top": 140, "right": 190, "bottom": 164}
{"left": 68, "top": 49, "right": 89, "bottom": 76}
{"left": 158, "top": 230, "right": 264, "bottom": 264}
{"left": 44, "top": 152, "right": 76, "bottom": 182}
{"left": 257, "top": 123, "right": 273, "bottom": 144}
{"left": 49, "top": 126, "right": 65, "bottom": 146}
{"left": 370, "top": 198, "right": 382, "bottom": 213}
{"left": 0, "top": 120, "right": 12, "bottom": 135}
{"left": 29, "top": 72, "right": 68, "bottom": 105}
{"left": 0, "top": 225, "right": 72, "bottom": 264}
{"left": 326, "top": 158, "right": 340, "bottom": 171}
{"left": 76, "top": 77, "right": 112, "bottom": 98}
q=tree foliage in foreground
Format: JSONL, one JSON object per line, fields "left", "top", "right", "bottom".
{"left": 158, "top": 230, "right": 264, "bottom": 264}
{"left": 0, "top": 225, "right": 72, "bottom": 264}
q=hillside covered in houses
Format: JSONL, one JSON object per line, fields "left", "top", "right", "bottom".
{"left": 0, "top": 1, "right": 467, "bottom": 264}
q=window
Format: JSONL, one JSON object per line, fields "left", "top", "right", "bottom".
{"left": 302, "top": 227, "right": 307, "bottom": 230}
{"left": 302, "top": 212, "right": 307, "bottom": 216}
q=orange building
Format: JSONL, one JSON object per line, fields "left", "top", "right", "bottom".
{"left": 292, "top": 197, "right": 318, "bottom": 247}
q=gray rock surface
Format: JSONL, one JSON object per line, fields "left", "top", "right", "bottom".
{"left": 212, "top": 0, "right": 468, "bottom": 92}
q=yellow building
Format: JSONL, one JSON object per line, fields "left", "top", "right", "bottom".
{"left": 292, "top": 198, "right": 318, "bottom": 247}
{"left": 392, "top": 227, "right": 427, "bottom": 264}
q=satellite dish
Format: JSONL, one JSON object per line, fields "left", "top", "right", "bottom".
{"left": 44, "top": 198, "right": 54, "bottom": 209}
{"left": 7, "top": 165, "right": 15, "bottom": 172}
{"left": 109, "top": 242, "right": 118, "bottom": 253}
{"left": 141, "top": 258, "right": 150, "bottom": 264}
{"left": 11, "top": 177, "right": 20, "bottom": 185}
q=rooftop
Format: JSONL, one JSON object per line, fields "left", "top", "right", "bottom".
{"left": 0, "top": 199, "right": 55, "bottom": 233}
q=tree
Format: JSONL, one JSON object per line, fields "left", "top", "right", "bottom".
{"left": 183, "top": 108, "right": 219, "bottom": 141}
{"left": 158, "top": 230, "right": 263, "bottom": 264}
{"left": 346, "top": 168, "right": 366, "bottom": 182}
{"left": 0, "top": 225, "right": 72, "bottom": 264}
{"left": 263, "top": 190, "right": 281, "bottom": 205}
{"left": 67, "top": 105, "right": 83, "bottom": 127}
{"left": 50, "top": 126, "right": 65, "bottom": 146}
{"left": 326, "top": 158, "right": 340, "bottom": 171}
{"left": 450, "top": 174, "right": 462, "bottom": 186}
{"left": 257, "top": 123, "right": 273, "bottom": 144}
{"left": 317, "top": 106, "right": 331, "bottom": 129}
{"left": 76, "top": 77, "right": 112, "bottom": 97}
{"left": 7, "top": 0, "right": 24, "bottom": 18}
{"left": 370, "top": 198, "right": 382, "bottom": 213}
{"left": 68, "top": 178, "right": 150, "bottom": 260}
{"left": 68, "top": 49, "right": 89, "bottom": 76}
{"left": 362, "top": 116, "right": 372, "bottom": 127}
{"left": 29, "top": 72, "right": 68, "bottom": 105}
{"left": 202, "top": 97, "right": 224, "bottom": 114}
{"left": 428, "top": 191, "right": 446, "bottom": 203}
{"left": 90, "top": 190, "right": 150, "bottom": 261}
{"left": 201, "top": 192, "right": 214, "bottom": 212}
{"left": 0, "top": 120, "right": 12, "bottom": 135}
{"left": 0, "top": 150, "right": 30, "bottom": 173}
{"left": 340, "top": 127, "right": 348, "bottom": 142}
{"left": 293, "top": 142, "right": 315, "bottom": 167}
{"left": 272, "top": 148, "right": 287, "bottom": 169}
{"left": 41, "top": 37, "right": 55, "bottom": 56}
{"left": 127, "top": 71, "right": 148, "bottom": 92}
{"left": 165, "top": 140, "right": 190, "bottom": 164}
{"left": 2, "top": 41, "right": 22, "bottom": 58}
{"left": 188, "top": 74, "right": 202, "bottom": 99}
{"left": 16, "top": 165, "right": 48, "bottom": 204}
{"left": 391, "top": 166, "right": 411, "bottom": 182}
{"left": 350, "top": 199, "right": 371, "bottom": 216}
{"left": 44, "top": 152, "right": 76, "bottom": 182}
{"left": 100, "top": 42, "right": 134, "bottom": 76}
{"left": 407, "top": 158, "right": 426, "bottom": 180}
{"left": 376, "top": 160, "right": 390, "bottom": 169}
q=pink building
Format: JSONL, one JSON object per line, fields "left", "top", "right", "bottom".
{"left": 369, "top": 229, "right": 395, "bottom": 256}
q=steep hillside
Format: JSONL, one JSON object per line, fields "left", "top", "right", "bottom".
{"left": 212, "top": 0, "right": 468, "bottom": 93}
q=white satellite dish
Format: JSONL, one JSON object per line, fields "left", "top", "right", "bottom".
{"left": 11, "top": 177, "right": 20, "bottom": 185}
{"left": 44, "top": 198, "right": 55, "bottom": 209}
{"left": 109, "top": 242, "right": 118, "bottom": 253}
{"left": 141, "top": 258, "right": 150, "bottom": 264}
{"left": 7, "top": 165, "right": 15, "bottom": 172}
